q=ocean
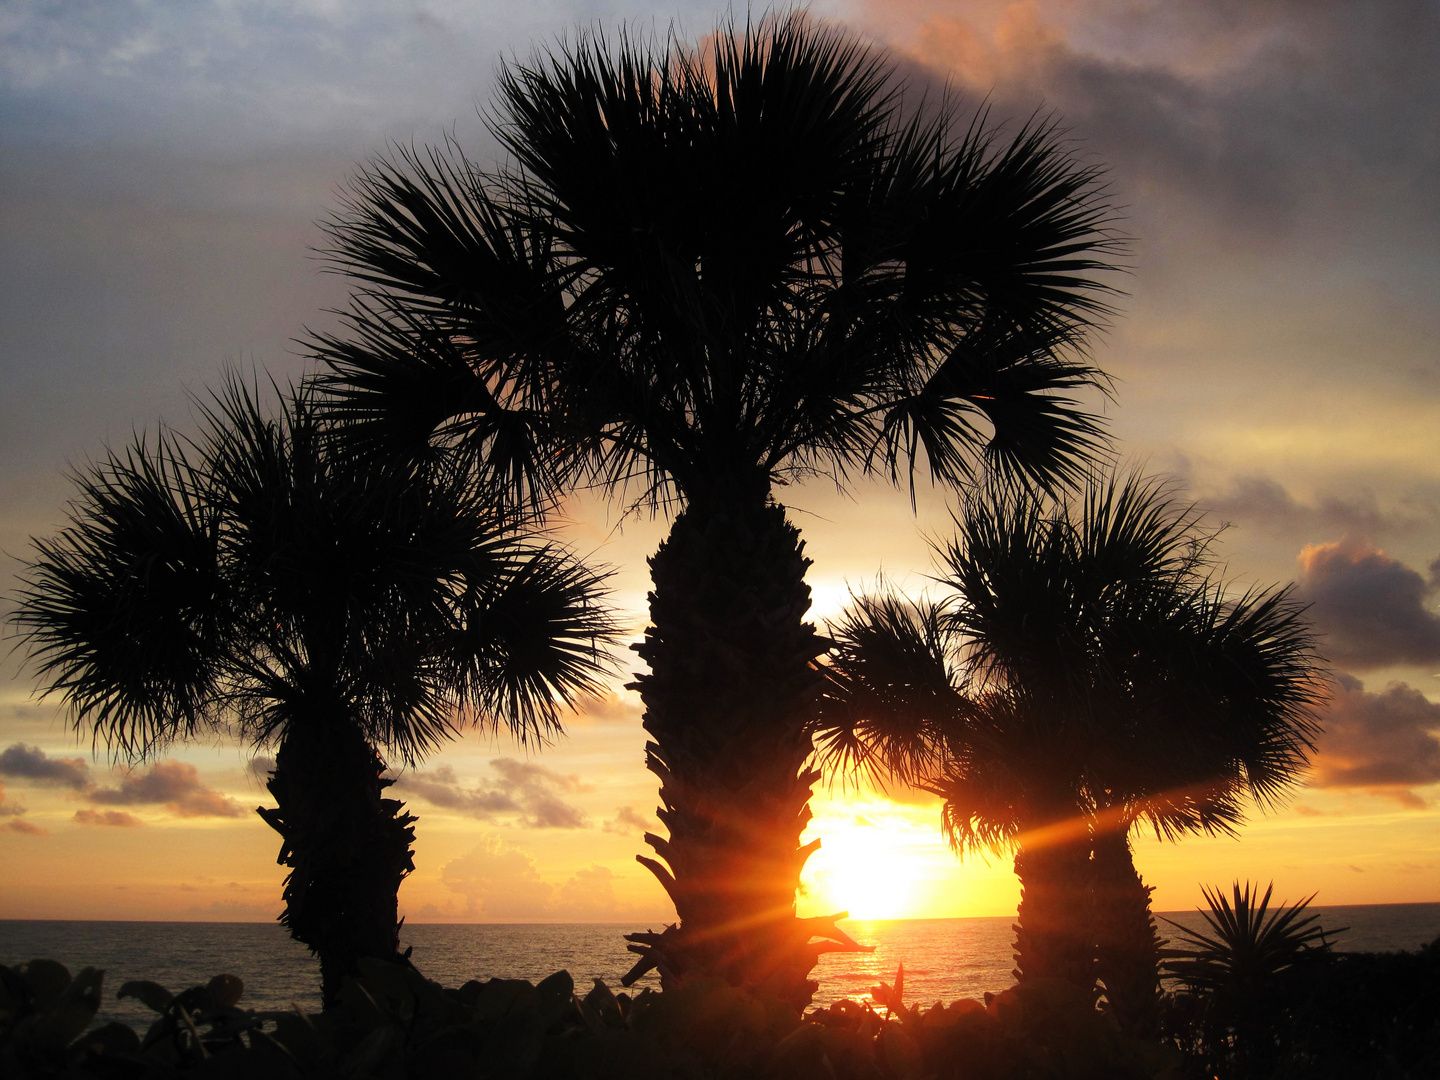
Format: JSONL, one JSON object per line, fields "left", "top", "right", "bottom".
{"left": 2, "top": 905, "right": 1436, "bottom": 1030}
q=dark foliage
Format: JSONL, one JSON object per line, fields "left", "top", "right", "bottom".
{"left": 816, "top": 473, "right": 1325, "bottom": 1031}
{"left": 0, "top": 957, "right": 1180, "bottom": 1080}
{"left": 311, "top": 9, "right": 1126, "bottom": 1005}
{"left": 10, "top": 378, "right": 617, "bottom": 1005}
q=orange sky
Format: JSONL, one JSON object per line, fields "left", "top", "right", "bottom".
{"left": 1, "top": 1, "right": 1438, "bottom": 924}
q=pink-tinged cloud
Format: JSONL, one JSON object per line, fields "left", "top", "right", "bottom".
{"left": 3, "top": 819, "right": 49, "bottom": 836}
{"left": 73, "top": 808, "right": 144, "bottom": 827}
{"left": 1297, "top": 538, "right": 1440, "bottom": 669}
{"left": 89, "top": 761, "right": 244, "bottom": 818}
{"left": 0, "top": 782, "right": 26, "bottom": 817}
{"left": 855, "top": 0, "right": 1440, "bottom": 237}
{"left": 438, "top": 836, "right": 651, "bottom": 921}
{"left": 0, "top": 743, "right": 92, "bottom": 789}
{"left": 602, "top": 805, "right": 652, "bottom": 835}
{"left": 1309, "top": 675, "right": 1440, "bottom": 806}
{"left": 392, "top": 759, "right": 590, "bottom": 829}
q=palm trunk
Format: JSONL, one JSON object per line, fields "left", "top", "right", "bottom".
{"left": 1091, "top": 826, "right": 1162, "bottom": 1038}
{"left": 621, "top": 496, "right": 862, "bottom": 1011}
{"left": 1011, "top": 834, "right": 1096, "bottom": 995}
{"left": 256, "top": 721, "right": 417, "bottom": 1008}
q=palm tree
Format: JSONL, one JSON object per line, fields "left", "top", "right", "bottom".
{"left": 818, "top": 473, "right": 1322, "bottom": 1033}
{"left": 11, "top": 378, "right": 615, "bottom": 1007}
{"left": 311, "top": 13, "right": 1123, "bottom": 1009}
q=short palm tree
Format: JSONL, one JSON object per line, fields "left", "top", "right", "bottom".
{"left": 312, "top": 14, "right": 1123, "bottom": 1008}
{"left": 11, "top": 378, "right": 615, "bottom": 1007}
{"left": 818, "top": 473, "right": 1322, "bottom": 1033}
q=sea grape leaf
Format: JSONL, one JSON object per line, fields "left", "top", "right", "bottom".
{"left": 33, "top": 966, "right": 103, "bottom": 1047}
{"left": 206, "top": 973, "right": 244, "bottom": 1009}
{"left": 118, "top": 979, "right": 174, "bottom": 1014}
{"left": 22, "top": 959, "right": 72, "bottom": 1009}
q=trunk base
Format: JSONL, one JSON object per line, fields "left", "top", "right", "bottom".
{"left": 626, "top": 497, "right": 865, "bottom": 1011}
{"left": 257, "top": 724, "right": 416, "bottom": 1008}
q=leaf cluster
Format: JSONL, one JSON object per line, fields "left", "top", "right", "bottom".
{"left": 11, "top": 376, "right": 618, "bottom": 764}
{"left": 0, "top": 956, "right": 1177, "bottom": 1080}
{"left": 315, "top": 11, "right": 1125, "bottom": 513}
{"left": 816, "top": 471, "right": 1325, "bottom": 855}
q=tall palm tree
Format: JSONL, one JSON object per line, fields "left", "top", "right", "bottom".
{"left": 311, "top": 13, "right": 1123, "bottom": 1008}
{"left": 818, "top": 473, "right": 1322, "bottom": 1033}
{"left": 11, "top": 378, "right": 615, "bottom": 1007}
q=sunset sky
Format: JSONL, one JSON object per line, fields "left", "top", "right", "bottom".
{"left": 1, "top": 1, "right": 1437, "bottom": 927}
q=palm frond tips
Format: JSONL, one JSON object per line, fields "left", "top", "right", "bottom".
{"left": 10, "top": 373, "right": 620, "bottom": 766}
{"left": 1161, "top": 881, "right": 1335, "bottom": 993}
{"left": 815, "top": 591, "right": 964, "bottom": 788}
{"left": 11, "top": 435, "right": 230, "bottom": 759}
{"left": 314, "top": 11, "right": 1126, "bottom": 509}
{"left": 816, "top": 468, "right": 1324, "bottom": 851}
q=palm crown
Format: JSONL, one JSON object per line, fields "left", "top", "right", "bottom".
{"left": 818, "top": 471, "right": 1323, "bottom": 1026}
{"left": 316, "top": 16, "right": 1121, "bottom": 509}
{"left": 12, "top": 377, "right": 616, "bottom": 1003}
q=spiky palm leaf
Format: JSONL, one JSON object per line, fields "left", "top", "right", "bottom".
{"left": 1162, "top": 881, "right": 1333, "bottom": 994}
{"left": 315, "top": 15, "right": 1122, "bottom": 510}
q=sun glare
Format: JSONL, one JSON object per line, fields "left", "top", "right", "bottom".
{"left": 804, "top": 818, "right": 922, "bottom": 920}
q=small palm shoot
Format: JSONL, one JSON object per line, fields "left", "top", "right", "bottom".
{"left": 1162, "top": 881, "right": 1336, "bottom": 995}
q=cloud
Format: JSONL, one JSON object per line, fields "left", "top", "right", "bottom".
{"left": 0, "top": 783, "right": 26, "bottom": 817}
{"left": 248, "top": 756, "right": 275, "bottom": 782}
{"left": 869, "top": 0, "right": 1440, "bottom": 236}
{"left": 1308, "top": 674, "right": 1440, "bottom": 805}
{"left": 575, "top": 689, "right": 642, "bottom": 723}
{"left": 439, "top": 836, "right": 650, "bottom": 921}
{"left": 73, "top": 808, "right": 144, "bottom": 827}
{"left": 393, "top": 758, "right": 590, "bottom": 829}
{"left": 1205, "top": 477, "right": 1399, "bottom": 541}
{"left": 90, "top": 760, "right": 245, "bottom": 818}
{"left": 602, "top": 806, "right": 653, "bottom": 835}
{"left": 0, "top": 743, "right": 92, "bottom": 789}
{"left": 440, "top": 836, "right": 555, "bottom": 919}
{"left": 3, "top": 819, "right": 49, "bottom": 836}
{"left": 1297, "top": 537, "right": 1440, "bottom": 669}
{"left": 550, "top": 865, "right": 625, "bottom": 921}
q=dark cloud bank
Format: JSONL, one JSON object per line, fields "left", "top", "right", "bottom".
{"left": 1310, "top": 675, "right": 1440, "bottom": 807}
{"left": 0, "top": 744, "right": 244, "bottom": 826}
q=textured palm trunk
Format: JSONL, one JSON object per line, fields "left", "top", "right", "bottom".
{"left": 621, "top": 496, "right": 864, "bottom": 1011}
{"left": 257, "top": 721, "right": 417, "bottom": 1008}
{"left": 1091, "top": 827, "right": 1163, "bottom": 1037}
{"left": 1011, "top": 833, "right": 1096, "bottom": 995}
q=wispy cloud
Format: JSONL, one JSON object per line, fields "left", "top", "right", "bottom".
{"left": 1, "top": 744, "right": 244, "bottom": 819}
{"left": 392, "top": 758, "right": 591, "bottom": 829}
{"left": 2, "top": 819, "right": 48, "bottom": 836}
{"left": 90, "top": 760, "right": 245, "bottom": 818}
{"left": 74, "top": 808, "right": 144, "bottom": 827}
{"left": 601, "top": 805, "right": 652, "bottom": 836}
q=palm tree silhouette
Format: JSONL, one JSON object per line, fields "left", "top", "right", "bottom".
{"left": 12, "top": 379, "right": 615, "bottom": 1006}
{"left": 312, "top": 14, "right": 1123, "bottom": 1007}
{"left": 818, "top": 473, "right": 1322, "bottom": 1033}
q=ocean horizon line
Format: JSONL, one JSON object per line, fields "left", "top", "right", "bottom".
{"left": 4, "top": 900, "right": 1437, "bottom": 928}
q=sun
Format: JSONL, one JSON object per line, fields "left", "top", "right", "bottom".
{"left": 803, "top": 817, "right": 923, "bottom": 920}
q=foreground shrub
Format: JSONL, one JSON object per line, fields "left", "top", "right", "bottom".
{"left": 1160, "top": 938, "right": 1440, "bottom": 1080}
{"left": 1, "top": 957, "right": 1178, "bottom": 1080}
